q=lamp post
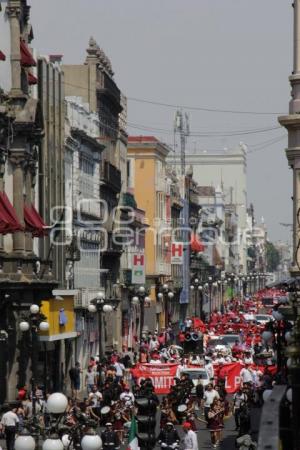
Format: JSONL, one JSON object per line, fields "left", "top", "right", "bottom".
{"left": 15, "top": 392, "right": 102, "bottom": 450}
{"left": 19, "top": 304, "right": 49, "bottom": 414}
{"left": 88, "top": 292, "right": 119, "bottom": 360}
{"left": 190, "top": 278, "right": 200, "bottom": 317}
{"left": 208, "top": 276, "right": 213, "bottom": 317}
{"left": 212, "top": 282, "right": 218, "bottom": 312}
{"left": 220, "top": 273, "right": 226, "bottom": 313}
{"left": 131, "top": 286, "right": 151, "bottom": 348}
{"left": 229, "top": 273, "right": 235, "bottom": 302}
{"left": 162, "top": 283, "right": 174, "bottom": 329}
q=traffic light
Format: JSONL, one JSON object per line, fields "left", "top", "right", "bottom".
{"left": 135, "top": 397, "right": 157, "bottom": 449}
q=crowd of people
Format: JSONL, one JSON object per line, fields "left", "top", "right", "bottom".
{"left": 0, "top": 291, "right": 284, "bottom": 450}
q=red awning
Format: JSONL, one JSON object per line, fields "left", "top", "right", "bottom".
{"left": 190, "top": 232, "right": 205, "bottom": 252}
{"left": 0, "top": 192, "right": 23, "bottom": 234}
{"left": 24, "top": 204, "right": 47, "bottom": 237}
{"left": 20, "top": 39, "right": 36, "bottom": 67}
{"left": 0, "top": 50, "right": 6, "bottom": 61}
{"left": 27, "top": 72, "right": 38, "bottom": 85}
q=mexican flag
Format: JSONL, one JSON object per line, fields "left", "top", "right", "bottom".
{"left": 127, "top": 416, "right": 140, "bottom": 450}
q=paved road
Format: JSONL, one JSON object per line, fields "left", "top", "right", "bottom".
{"left": 0, "top": 405, "right": 261, "bottom": 450}
{"left": 154, "top": 405, "right": 261, "bottom": 450}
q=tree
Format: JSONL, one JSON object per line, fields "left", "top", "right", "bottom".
{"left": 265, "top": 241, "right": 280, "bottom": 272}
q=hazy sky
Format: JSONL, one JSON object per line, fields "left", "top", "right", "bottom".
{"left": 30, "top": 0, "right": 293, "bottom": 243}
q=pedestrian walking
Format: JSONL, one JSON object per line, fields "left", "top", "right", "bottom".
{"left": 207, "top": 398, "right": 225, "bottom": 448}
{"left": 182, "top": 421, "right": 198, "bottom": 450}
{"left": 233, "top": 388, "right": 248, "bottom": 431}
{"left": 0, "top": 404, "right": 19, "bottom": 450}
{"left": 69, "top": 361, "right": 82, "bottom": 398}
{"left": 202, "top": 383, "right": 220, "bottom": 422}
{"left": 85, "top": 366, "right": 97, "bottom": 394}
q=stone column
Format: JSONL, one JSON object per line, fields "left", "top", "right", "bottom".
{"left": 294, "top": 0, "right": 300, "bottom": 74}
{"left": 24, "top": 165, "right": 33, "bottom": 255}
{"left": 278, "top": 1, "right": 300, "bottom": 275}
{"left": 6, "top": 1, "right": 22, "bottom": 97}
{"left": 10, "top": 151, "right": 26, "bottom": 256}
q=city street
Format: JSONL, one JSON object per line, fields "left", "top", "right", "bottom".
{"left": 1, "top": 0, "right": 300, "bottom": 449}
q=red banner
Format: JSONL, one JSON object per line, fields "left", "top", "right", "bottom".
{"left": 218, "top": 363, "right": 243, "bottom": 393}
{"left": 131, "top": 363, "right": 178, "bottom": 394}
{"left": 218, "top": 363, "right": 277, "bottom": 393}
{"left": 131, "top": 362, "right": 277, "bottom": 395}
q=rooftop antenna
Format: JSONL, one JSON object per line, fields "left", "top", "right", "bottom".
{"left": 174, "top": 110, "right": 190, "bottom": 175}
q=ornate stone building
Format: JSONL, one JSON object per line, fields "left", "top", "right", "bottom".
{"left": 0, "top": 0, "right": 61, "bottom": 401}
{"left": 63, "top": 38, "right": 125, "bottom": 353}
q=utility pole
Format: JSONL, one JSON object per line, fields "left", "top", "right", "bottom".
{"left": 174, "top": 111, "right": 190, "bottom": 175}
{"left": 174, "top": 111, "right": 190, "bottom": 319}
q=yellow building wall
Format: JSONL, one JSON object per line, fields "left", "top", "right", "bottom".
{"left": 132, "top": 153, "right": 156, "bottom": 276}
{"left": 40, "top": 297, "right": 75, "bottom": 337}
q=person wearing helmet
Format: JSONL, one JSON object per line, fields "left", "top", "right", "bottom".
{"left": 158, "top": 422, "right": 180, "bottom": 450}
{"left": 101, "top": 422, "right": 120, "bottom": 450}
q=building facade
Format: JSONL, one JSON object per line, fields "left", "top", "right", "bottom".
{"left": 0, "top": 1, "right": 72, "bottom": 401}
{"left": 127, "top": 136, "right": 173, "bottom": 331}
{"left": 171, "top": 145, "right": 248, "bottom": 273}
{"left": 63, "top": 38, "right": 125, "bottom": 354}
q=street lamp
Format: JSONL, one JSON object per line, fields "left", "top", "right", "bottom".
{"left": 229, "top": 274, "right": 235, "bottom": 301}
{"left": 190, "top": 278, "right": 201, "bottom": 317}
{"left": 47, "top": 392, "right": 68, "bottom": 414}
{"left": 159, "top": 283, "right": 174, "bottom": 330}
{"left": 220, "top": 274, "right": 226, "bottom": 313}
{"left": 15, "top": 430, "right": 36, "bottom": 450}
{"left": 81, "top": 432, "right": 102, "bottom": 450}
{"left": 88, "top": 291, "right": 118, "bottom": 360}
{"left": 19, "top": 391, "right": 101, "bottom": 450}
{"left": 207, "top": 276, "right": 213, "bottom": 317}
{"left": 19, "top": 304, "right": 49, "bottom": 412}
{"left": 130, "top": 286, "right": 150, "bottom": 350}
{"left": 43, "top": 437, "right": 64, "bottom": 450}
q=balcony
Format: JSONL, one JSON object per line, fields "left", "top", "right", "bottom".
{"left": 102, "top": 232, "right": 123, "bottom": 255}
{"left": 74, "top": 287, "right": 102, "bottom": 309}
{"left": 100, "top": 161, "right": 121, "bottom": 193}
{"left": 189, "top": 190, "right": 199, "bottom": 206}
{"left": 97, "top": 72, "right": 122, "bottom": 113}
{"left": 156, "top": 261, "right": 171, "bottom": 276}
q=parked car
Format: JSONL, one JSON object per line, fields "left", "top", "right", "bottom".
{"left": 255, "top": 314, "right": 273, "bottom": 325}
{"left": 181, "top": 368, "right": 210, "bottom": 393}
{"left": 243, "top": 313, "right": 256, "bottom": 322}
{"left": 217, "top": 334, "right": 241, "bottom": 348}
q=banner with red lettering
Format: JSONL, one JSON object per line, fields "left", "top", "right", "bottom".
{"left": 131, "top": 362, "right": 277, "bottom": 394}
{"left": 131, "top": 363, "right": 178, "bottom": 394}
{"left": 217, "top": 363, "right": 277, "bottom": 393}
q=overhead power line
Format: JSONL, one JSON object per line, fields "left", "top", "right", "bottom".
{"left": 127, "top": 96, "right": 285, "bottom": 116}
{"left": 127, "top": 121, "right": 282, "bottom": 137}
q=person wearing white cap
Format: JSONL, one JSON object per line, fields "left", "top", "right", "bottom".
{"left": 101, "top": 423, "right": 120, "bottom": 450}
{"left": 158, "top": 422, "right": 180, "bottom": 448}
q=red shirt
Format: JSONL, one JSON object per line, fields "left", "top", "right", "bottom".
{"left": 179, "top": 332, "right": 185, "bottom": 343}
